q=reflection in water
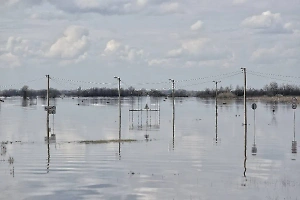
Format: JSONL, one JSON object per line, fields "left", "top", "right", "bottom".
{"left": 292, "top": 141, "right": 297, "bottom": 154}
{"left": 45, "top": 116, "right": 56, "bottom": 142}
{"left": 129, "top": 97, "right": 160, "bottom": 132}
{"left": 118, "top": 92, "right": 121, "bottom": 160}
{"left": 292, "top": 110, "right": 297, "bottom": 154}
{"left": 215, "top": 105, "right": 218, "bottom": 143}
{"left": 243, "top": 137, "right": 247, "bottom": 178}
{"left": 172, "top": 107, "right": 175, "bottom": 150}
{"left": 47, "top": 142, "right": 50, "bottom": 173}
{"left": 21, "top": 98, "right": 37, "bottom": 107}
{"left": 46, "top": 115, "right": 55, "bottom": 173}
{"left": 21, "top": 99, "right": 27, "bottom": 107}
{"left": 172, "top": 96, "right": 175, "bottom": 150}
{"left": 252, "top": 109, "right": 257, "bottom": 155}
{"left": 242, "top": 126, "right": 247, "bottom": 186}
{"left": 1, "top": 142, "right": 15, "bottom": 177}
{"left": 8, "top": 157, "right": 14, "bottom": 177}
{"left": 1, "top": 142, "right": 6, "bottom": 156}
{"left": 172, "top": 104, "right": 175, "bottom": 150}
{"left": 271, "top": 113, "right": 277, "bottom": 126}
{"left": 1, "top": 98, "right": 300, "bottom": 199}
{"left": 243, "top": 120, "right": 247, "bottom": 181}
{"left": 118, "top": 114, "right": 121, "bottom": 159}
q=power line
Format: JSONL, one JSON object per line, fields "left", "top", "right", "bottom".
{"left": 248, "top": 70, "right": 300, "bottom": 79}
{"left": 248, "top": 71, "right": 300, "bottom": 85}
{"left": 51, "top": 78, "right": 81, "bottom": 89}
{"left": 177, "top": 72, "right": 242, "bottom": 89}
{"left": 175, "top": 71, "right": 241, "bottom": 83}
{"left": 51, "top": 77, "right": 117, "bottom": 87}
{"left": 0, "top": 77, "right": 45, "bottom": 88}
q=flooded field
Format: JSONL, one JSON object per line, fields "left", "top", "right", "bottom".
{"left": 0, "top": 97, "right": 299, "bottom": 200}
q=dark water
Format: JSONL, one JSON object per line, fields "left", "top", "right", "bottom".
{"left": 0, "top": 97, "right": 299, "bottom": 199}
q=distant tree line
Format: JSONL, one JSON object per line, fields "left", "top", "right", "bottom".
{"left": 0, "top": 82, "right": 299, "bottom": 98}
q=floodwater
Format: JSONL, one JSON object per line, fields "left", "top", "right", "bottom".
{"left": 0, "top": 96, "right": 299, "bottom": 200}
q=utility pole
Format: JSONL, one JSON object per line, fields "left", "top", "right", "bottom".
{"left": 241, "top": 68, "right": 247, "bottom": 126}
{"left": 169, "top": 79, "right": 175, "bottom": 140}
{"left": 46, "top": 75, "right": 50, "bottom": 141}
{"left": 241, "top": 68, "right": 247, "bottom": 177}
{"left": 114, "top": 76, "right": 121, "bottom": 142}
{"left": 213, "top": 81, "right": 221, "bottom": 142}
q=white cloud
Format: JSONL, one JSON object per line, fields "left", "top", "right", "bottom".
{"left": 6, "top": 37, "right": 29, "bottom": 55}
{"left": 74, "top": 0, "right": 100, "bottom": 9}
{"left": 104, "top": 40, "right": 121, "bottom": 53}
{"left": 45, "top": 0, "right": 150, "bottom": 15}
{"left": 241, "top": 11, "right": 292, "bottom": 33}
{"left": 167, "top": 48, "right": 183, "bottom": 57}
{"left": 59, "top": 52, "right": 88, "bottom": 65}
{"left": 251, "top": 45, "right": 300, "bottom": 64}
{"left": 148, "top": 58, "right": 169, "bottom": 66}
{"left": 232, "top": 0, "right": 247, "bottom": 5}
{"left": 4, "top": 36, "right": 42, "bottom": 57}
{"left": 159, "top": 2, "right": 180, "bottom": 14}
{"left": 251, "top": 46, "right": 278, "bottom": 62}
{"left": 0, "top": 0, "right": 42, "bottom": 7}
{"left": 30, "top": 11, "right": 67, "bottom": 20}
{"left": 181, "top": 38, "right": 210, "bottom": 54}
{"left": 166, "top": 37, "right": 232, "bottom": 60}
{"left": 190, "top": 20, "right": 203, "bottom": 31}
{"left": 162, "top": 36, "right": 234, "bottom": 69}
{"left": 0, "top": 36, "right": 44, "bottom": 68}
{"left": 136, "top": 0, "right": 147, "bottom": 7}
{"left": 47, "top": 25, "right": 89, "bottom": 59}
{"left": 102, "top": 39, "right": 145, "bottom": 62}
{"left": 120, "top": 45, "right": 144, "bottom": 61}
{"left": 2, "top": 0, "right": 19, "bottom": 6}
{"left": 0, "top": 53, "right": 21, "bottom": 67}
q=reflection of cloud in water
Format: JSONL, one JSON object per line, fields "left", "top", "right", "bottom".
{"left": 247, "top": 158, "right": 282, "bottom": 180}
{"left": 270, "top": 114, "right": 277, "bottom": 126}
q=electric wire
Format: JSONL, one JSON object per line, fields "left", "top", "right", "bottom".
{"left": 248, "top": 70, "right": 300, "bottom": 79}
{"left": 177, "top": 72, "right": 242, "bottom": 89}
{"left": 50, "top": 77, "right": 117, "bottom": 87}
{"left": 0, "top": 77, "right": 45, "bottom": 88}
{"left": 51, "top": 78, "right": 81, "bottom": 89}
{"left": 248, "top": 71, "right": 300, "bottom": 85}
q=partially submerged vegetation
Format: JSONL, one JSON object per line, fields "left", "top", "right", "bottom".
{"left": 0, "top": 81, "right": 300, "bottom": 99}
{"left": 79, "top": 139, "right": 137, "bottom": 144}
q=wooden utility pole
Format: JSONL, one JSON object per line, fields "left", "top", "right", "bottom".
{"left": 114, "top": 77, "right": 121, "bottom": 142}
{"left": 241, "top": 68, "right": 247, "bottom": 177}
{"left": 169, "top": 79, "right": 175, "bottom": 139}
{"left": 213, "top": 81, "right": 221, "bottom": 142}
{"left": 46, "top": 75, "right": 50, "bottom": 141}
{"left": 241, "top": 68, "right": 247, "bottom": 126}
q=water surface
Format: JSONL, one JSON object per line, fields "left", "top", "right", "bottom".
{"left": 0, "top": 97, "right": 299, "bottom": 199}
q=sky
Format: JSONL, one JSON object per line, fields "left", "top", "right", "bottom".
{"left": 0, "top": 0, "right": 300, "bottom": 91}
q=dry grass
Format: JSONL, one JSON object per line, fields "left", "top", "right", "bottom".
{"left": 79, "top": 139, "right": 137, "bottom": 144}
{"left": 247, "top": 96, "right": 300, "bottom": 103}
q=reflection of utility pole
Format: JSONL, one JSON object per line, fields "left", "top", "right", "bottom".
{"left": 169, "top": 79, "right": 175, "bottom": 141}
{"left": 47, "top": 142, "right": 50, "bottom": 173}
{"left": 213, "top": 81, "right": 221, "bottom": 142}
{"left": 114, "top": 76, "right": 121, "bottom": 141}
{"left": 114, "top": 76, "right": 121, "bottom": 158}
{"left": 46, "top": 75, "right": 50, "bottom": 141}
{"left": 294, "top": 110, "right": 296, "bottom": 142}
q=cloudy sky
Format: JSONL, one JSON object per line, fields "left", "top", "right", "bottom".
{"left": 0, "top": 0, "right": 300, "bottom": 91}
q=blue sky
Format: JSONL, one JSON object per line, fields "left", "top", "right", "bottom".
{"left": 0, "top": 0, "right": 300, "bottom": 91}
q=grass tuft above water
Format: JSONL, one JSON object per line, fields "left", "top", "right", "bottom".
{"left": 79, "top": 139, "right": 137, "bottom": 144}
